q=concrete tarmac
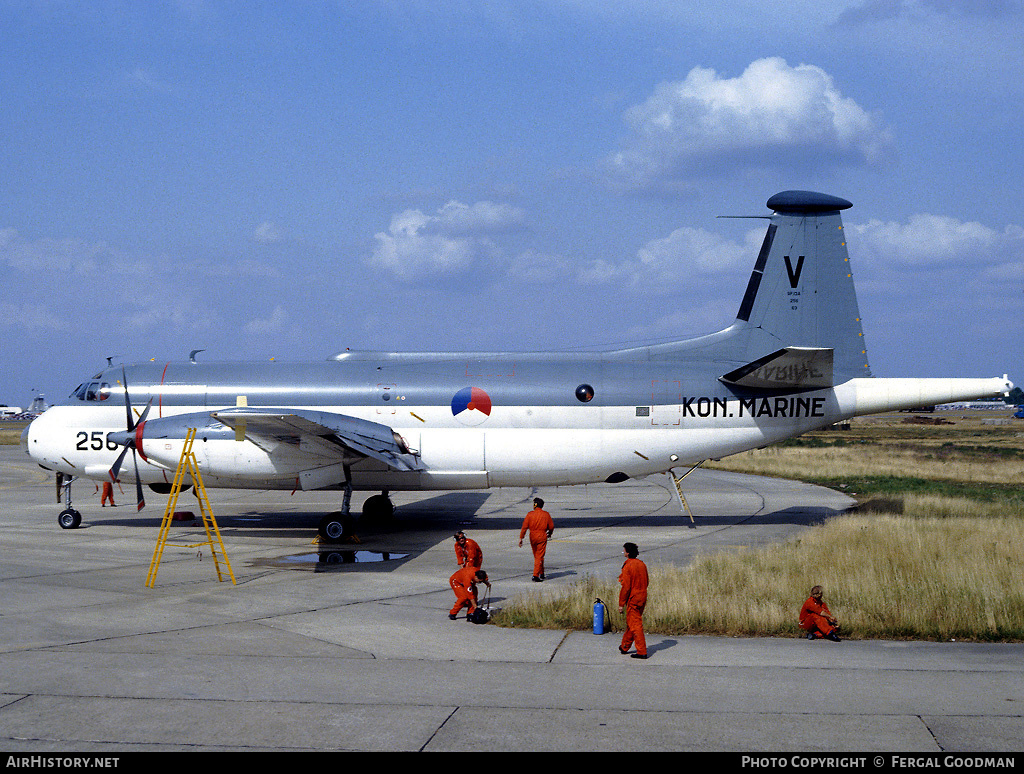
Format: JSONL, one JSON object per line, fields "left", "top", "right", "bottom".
{"left": 1, "top": 445, "right": 1021, "bottom": 753}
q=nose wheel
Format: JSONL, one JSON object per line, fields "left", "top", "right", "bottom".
{"left": 56, "top": 474, "right": 82, "bottom": 529}
{"left": 58, "top": 508, "right": 82, "bottom": 530}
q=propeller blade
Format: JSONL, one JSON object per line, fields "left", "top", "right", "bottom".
{"left": 121, "top": 366, "right": 134, "bottom": 430}
{"left": 132, "top": 449, "right": 145, "bottom": 512}
{"left": 109, "top": 445, "right": 130, "bottom": 482}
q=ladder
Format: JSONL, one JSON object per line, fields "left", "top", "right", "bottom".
{"left": 667, "top": 461, "right": 705, "bottom": 524}
{"left": 146, "top": 428, "right": 236, "bottom": 588}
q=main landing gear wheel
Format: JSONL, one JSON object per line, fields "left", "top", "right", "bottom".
{"left": 58, "top": 508, "right": 82, "bottom": 530}
{"left": 318, "top": 511, "right": 352, "bottom": 542}
{"left": 361, "top": 493, "right": 394, "bottom": 523}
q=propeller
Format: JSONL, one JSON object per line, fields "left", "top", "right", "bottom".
{"left": 107, "top": 366, "right": 152, "bottom": 512}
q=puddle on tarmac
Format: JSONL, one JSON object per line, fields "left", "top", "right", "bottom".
{"left": 257, "top": 549, "right": 410, "bottom": 572}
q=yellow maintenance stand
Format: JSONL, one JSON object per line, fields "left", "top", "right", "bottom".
{"left": 146, "top": 428, "right": 236, "bottom": 588}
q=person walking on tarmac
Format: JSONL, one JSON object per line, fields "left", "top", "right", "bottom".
{"left": 101, "top": 480, "right": 116, "bottom": 507}
{"left": 449, "top": 566, "right": 491, "bottom": 620}
{"left": 519, "top": 497, "right": 554, "bottom": 582}
{"left": 453, "top": 531, "right": 483, "bottom": 570}
{"left": 618, "top": 542, "right": 649, "bottom": 659}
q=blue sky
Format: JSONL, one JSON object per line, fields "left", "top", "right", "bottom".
{"left": 1, "top": 1, "right": 1022, "bottom": 407}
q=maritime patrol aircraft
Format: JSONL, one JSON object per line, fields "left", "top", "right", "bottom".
{"left": 22, "top": 191, "right": 1013, "bottom": 537}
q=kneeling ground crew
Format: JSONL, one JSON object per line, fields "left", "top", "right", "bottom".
{"left": 449, "top": 566, "right": 491, "bottom": 620}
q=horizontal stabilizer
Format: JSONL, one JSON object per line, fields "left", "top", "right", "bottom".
{"left": 720, "top": 347, "right": 833, "bottom": 391}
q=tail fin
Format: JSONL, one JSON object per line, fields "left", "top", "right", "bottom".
{"left": 620, "top": 191, "right": 872, "bottom": 385}
{"left": 730, "top": 190, "right": 871, "bottom": 384}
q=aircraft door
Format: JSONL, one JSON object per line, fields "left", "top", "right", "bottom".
{"left": 418, "top": 429, "right": 487, "bottom": 488}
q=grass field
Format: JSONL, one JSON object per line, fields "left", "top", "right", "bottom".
{"left": 0, "top": 420, "right": 29, "bottom": 446}
{"left": 494, "top": 410, "right": 1024, "bottom": 641}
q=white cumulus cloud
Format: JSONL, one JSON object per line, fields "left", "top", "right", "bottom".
{"left": 850, "top": 215, "right": 1016, "bottom": 266}
{"left": 579, "top": 225, "right": 762, "bottom": 293}
{"left": 609, "top": 57, "right": 893, "bottom": 191}
{"left": 368, "top": 200, "right": 526, "bottom": 281}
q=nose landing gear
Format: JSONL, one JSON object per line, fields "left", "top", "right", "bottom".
{"left": 56, "top": 473, "right": 82, "bottom": 530}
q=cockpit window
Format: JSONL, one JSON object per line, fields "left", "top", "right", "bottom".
{"left": 71, "top": 381, "right": 112, "bottom": 401}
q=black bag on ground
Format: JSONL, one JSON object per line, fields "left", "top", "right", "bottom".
{"left": 468, "top": 592, "right": 491, "bottom": 624}
{"left": 468, "top": 607, "right": 489, "bottom": 624}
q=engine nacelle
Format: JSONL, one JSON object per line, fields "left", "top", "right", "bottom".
{"left": 110, "top": 411, "right": 319, "bottom": 480}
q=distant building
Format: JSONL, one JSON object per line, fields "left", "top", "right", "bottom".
{"left": 0, "top": 393, "right": 48, "bottom": 419}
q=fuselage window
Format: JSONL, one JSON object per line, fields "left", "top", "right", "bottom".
{"left": 575, "top": 384, "right": 595, "bottom": 403}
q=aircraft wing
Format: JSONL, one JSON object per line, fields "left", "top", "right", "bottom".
{"left": 210, "top": 407, "right": 426, "bottom": 472}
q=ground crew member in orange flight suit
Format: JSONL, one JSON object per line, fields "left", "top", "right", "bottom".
{"left": 453, "top": 531, "right": 483, "bottom": 570}
{"left": 618, "top": 542, "right": 649, "bottom": 659}
{"left": 799, "top": 585, "right": 841, "bottom": 642}
{"left": 518, "top": 497, "right": 554, "bottom": 581}
{"left": 101, "top": 480, "right": 116, "bottom": 507}
{"left": 449, "top": 567, "right": 491, "bottom": 620}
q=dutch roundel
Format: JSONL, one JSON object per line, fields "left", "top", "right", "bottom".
{"left": 451, "top": 387, "right": 492, "bottom": 425}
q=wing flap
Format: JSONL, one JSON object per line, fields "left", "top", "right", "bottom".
{"left": 211, "top": 407, "right": 426, "bottom": 472}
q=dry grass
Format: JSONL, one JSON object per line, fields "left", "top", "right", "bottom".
{"left": 709, "top": 441, "right": 1024, "bottom": 490}
{"left": 494, "top": 511, "right": 1024, "bottom": 641}
{"left": 712, "top": 443, "right": 1024, "bottom": 484}
{"left": 494, "top": 411, "right": 1024, "bottom": 641}
{"left": 0, "top": 420, "right": 29, "bottom": 445}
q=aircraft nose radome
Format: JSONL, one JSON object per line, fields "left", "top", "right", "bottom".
{"left": 20, "top": 424, "right": 30, "bottom": 456}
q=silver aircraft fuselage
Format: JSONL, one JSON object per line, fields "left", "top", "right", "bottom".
{"left": 23, "top": 347, "right": 1007, "bottom": 492}
{"left": 21, "top": 191, "right": 1013, "bottom": 520}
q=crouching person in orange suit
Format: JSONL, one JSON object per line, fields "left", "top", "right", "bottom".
{"left": 800, "top": 585, "right": 841, "bottom": 642}
{"left": 449, "top": 567, "right": 491, "bottom": 620}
